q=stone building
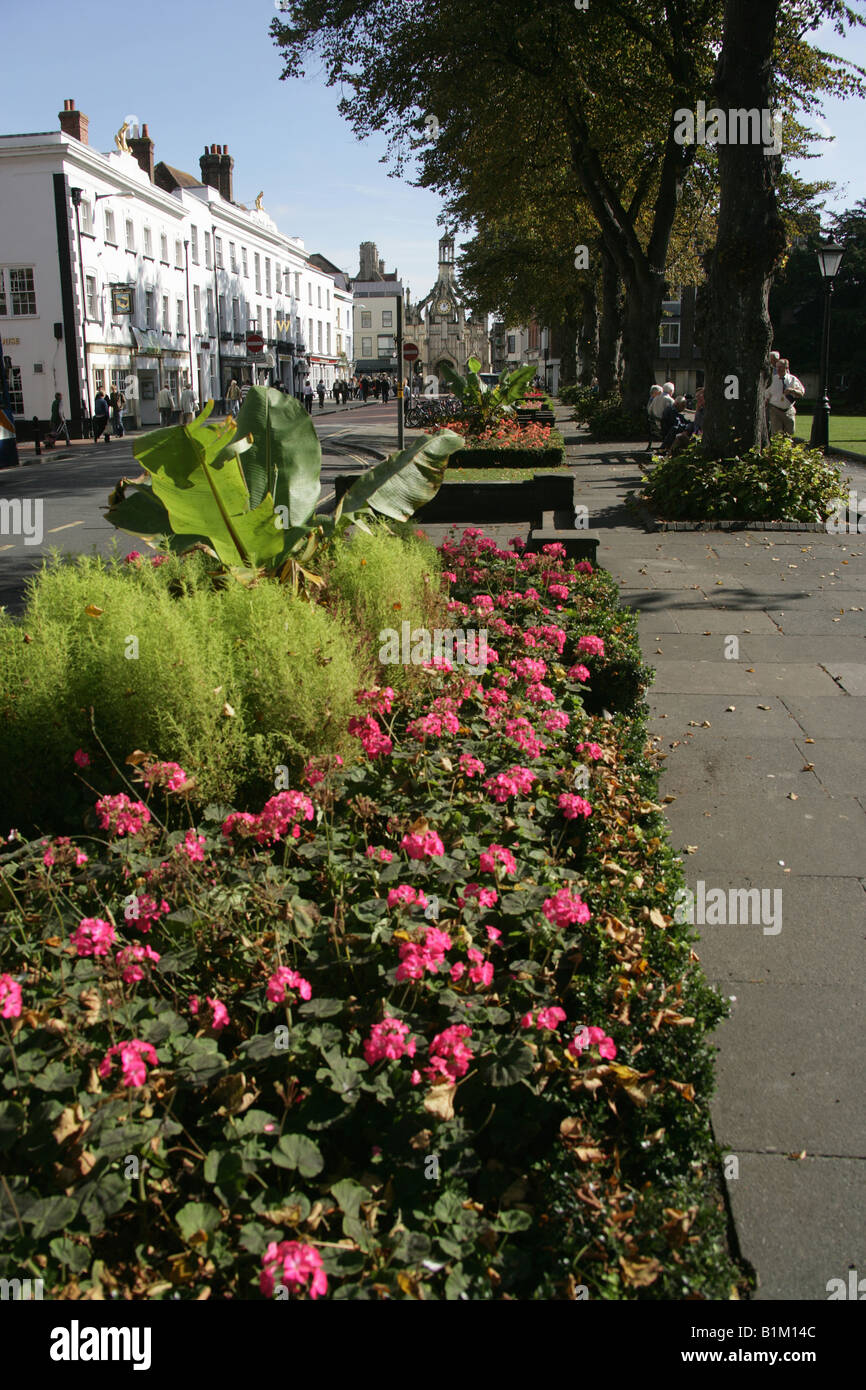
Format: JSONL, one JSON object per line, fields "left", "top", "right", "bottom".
{"left": 404, "top": 236, "right": 490, "bottom": 384}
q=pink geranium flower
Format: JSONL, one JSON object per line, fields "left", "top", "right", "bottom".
{"left": 363, "top": 1015, "right": 417, "bottom": 1065}
{"left": 116, "top": 943, "right": 160, "bottom": 984}
{"left": 387, "top": 884, "right": 428, "bottom": 911}
{"left": 260, "top": 1240, "right": 327, "bottom": 1299}
{"left": 424, "top": 1024, "right": 474, "bottom": 1084}
{"left": 266, "top": 967, "right": 312, "bottom": 1004}
{"left": 73, "top": 748, "right": 90, "bottom": 769}
{"left": 70, "top": 917, "right": 116, "bottom": 957}
{"left": 568, "top": 1025, "right": 617, "bottom": 1061}
{"left": 576, "top": 741, "right": 603, "bottom": 761}
{"left": 567, "top": 663, "right": 591, "bottom": 683}
{"left": 577, "top": 634, "right": 605, "bottom": 657}
{"left": 459, "top": 754, "right": 486, "bottom": 779}
{"left": 401, "top": 830, "right": 445, "bottom": 860}
{"left": 98, "top": 1039, "right": 159, "bottom": 1088}
{"left": 479, "top": 844, "right": 517, "bottom": 877}
{"left": 558, "top": 793, "right": 593, "bottom": 820}
{"left": 95, "top": 793, "right": 151, "bottom": 838}
{"left": 0, "top": 974, "right": 22, "bottom": 1019}
{"left": 542, "top": 887, "right": 591, "bottom": 930}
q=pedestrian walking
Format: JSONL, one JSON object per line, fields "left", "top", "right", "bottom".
{"left": 361, "top": 376, "right": 370, "bottom": 404}
{"left": 381, "top": 377, "right": 390, "bottom": 405}
{"left": 109, "top": 387, "right": 125, "bottom": 438}
{"left": 226, "top": 379, "right": 241, "bottom": 418}
{"left": 766, "top": 356, "right": 805, "bottom": 436}
{"left": 157, "top": 385, "right": 174, "bottom": 428}
{"left": 317, "top": 378, "right": 326, "bottom": 410}
{"left": 303, "top": 378, "right": 314, "bottom": 415}
{"left": 180, "top": 383, "right": 198, "bottom": 425}
{"left": 93, "top": 390, "right": 111, "bottom": 443}
{"left": 49, "top": 392, "right": 71, "bottom": 446}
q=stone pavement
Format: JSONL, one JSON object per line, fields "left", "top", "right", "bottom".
{"left": 425, "top": 422, "right": 866, "bottom": 1300}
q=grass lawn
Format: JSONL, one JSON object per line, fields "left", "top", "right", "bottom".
{"left": 445, "top": 465, "right": 572, "bottom": 482}
{"left": 795, "top": 413, "right": 866, "bottom": 457}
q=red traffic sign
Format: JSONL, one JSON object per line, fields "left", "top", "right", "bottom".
{"left": 402, "top": 342, "right": 420, "bottom": 362}
{"left": 246, "top": 331, "right": 265, "bottom": 354}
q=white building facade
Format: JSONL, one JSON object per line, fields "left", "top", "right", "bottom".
{"left": 0, "top": 101, "right": 352, "bottom": 435}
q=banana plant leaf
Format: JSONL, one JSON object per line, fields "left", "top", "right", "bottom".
{"left": 102, "top": 479, "right": 208, "bottom": 553}
{"left": 340, "top": 430, "right": 464, "bottom": 522}
{"left": 234, "top": 386, "right": 322, "bottom": 524}
{"left": 130, "top": 405, "right": 284, "bottom": 569}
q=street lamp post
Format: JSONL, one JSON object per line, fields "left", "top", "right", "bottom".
{"left": 809, "top": 240, "right": 844, "bottom": 450}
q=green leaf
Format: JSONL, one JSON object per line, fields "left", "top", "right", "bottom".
{"left": 331, "top": 1178, "right": 369, "bottom": 1220}
{"left": 494, "top": 1208, "right": 533, "bottom": 1232}
{"left": 176, "top": 1201, "right": 222, "bottom": 1244}
{"left": 50, "top": 1235, "right": 91, "bottom": 1272}
{"left": 340, "top": 430, "right": 464, "bottom": 521}
{"left": 25, "top": 1194, "right": 80, "bottom": 1238}
{"left": 483, "top": 1039, "right": 535, "bottom": 1087}
{"left": 235, "top": 386, "right": 322, "bottom": 525}
{"left": 272, "top": 1133, "right": 324, "bottom": 1177}
{"left": 297, "top": 997, "right": 344, "bottom": 1018}
{"left": 103, "top": 480, "right": 206, "bottom": 552}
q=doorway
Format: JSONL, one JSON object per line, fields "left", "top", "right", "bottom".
{"left": 138, "top": 369, "right": 159, "bottom": 426}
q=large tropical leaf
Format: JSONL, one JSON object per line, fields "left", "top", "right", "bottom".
{"left": 234, "top": 386, "right": 322, "bottom": 524}
{"left": 499, "top": 364, "right": 537, "bottom": 405}
{"left": 439, "top": 360, "right": 480, "bottom": 408}
{"left": 103, "top": 480, "right": 207, "bottom": 553}
{"left": 340, "top": 431, "right": 464, "bottom": 521}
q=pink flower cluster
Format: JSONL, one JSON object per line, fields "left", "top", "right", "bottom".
{"left": 266, "top": 967, "right": 312, "bottom": 1004}
{"left": 141, "top": 760, "right": 190, "bottom": 793}
{"left": 42, "top": 836, "right": 88, "bottom": 869}
{"left": 576, "top": 741, "right": 603, "bottom": 761}
{"left": 510, "top": 656, "right": 547, "bottom": 683}
{"left": 363, "top": 1015, "right": 417, "bottom": 1065}
{"left": 116, "top": 943, "right": 161, "bottom": 984}
{"left": 540, "top": 709, "right": 570, "bottom": 733}
{"left": 479, "top": 844, "right": 517, "bottom": 876}
{"left": 450, "top": 947, "right": 493, "bottom": 987}
{"left": 99, "top": 1039, "right": 159, "bottom": 1088}
{"left": 189, "top": 994, "right": 230, "bottom": 1031}
{"left": 521, "top": 1006, "right": 567, "bottom": 1030}
{"left": 0, "top": 974, "right": 22, "bottom": 1019}
{"left": 356, "top": 686, "right": 395, "bottom": 715}
{"left": 365, "top": 844, "right": 394, "bottom": 863}
{"left": 425, "top": 1024, "right": 474, "bottom": 1083}
{"left": 458, "top": 883, "right": 498, "bottom": 909}
{"left": 524, "top": 624, "right": 566, "bottom": 655}
{"left": 396, "top": 925, "right": 452, "bottom": 982}
{"left": 95, "top": 793, "right": 151, "bottom": 838}
{"left": 73, "top": 748, "right": 90, "bottom": 769}
{"left": 504, "top": 716, "right": 546, "bottom": 759}
{"left": 260, "top": 1241, "right": 327, "bottom": 1299}
{"left": 407, "top": 711, "right": 459, "bottom": 740}
{"left": 542, "top": 887, "right": 591, "bottom": 929}
{"left": 568, "top": 1025, "right": 617, "bottom": 1060}
{"left": 548, "top": 583, "right": 569, "bottom": 603}
{"left": 459, "top": 754, "right": 486, "bottom": 778}
{"left": 558, "top": 793, "right": 593, "bottom": 820}
{"left": 567, "top": 663, "right": 591, "bottom": 683}
{"left": 348, "top": 714, "right": 393, "bottom": 759}
{"left": 401, "top": 829, "right": 444, "bottom": 860}
{"left": 577, "top": 634, "right": 605, "bottom": 657}
{"left": 130, "top": 894, "right": 170, "bottom": 933}
{"left": 176, "top": 830, "right": 207, "bottom": 862}
{"left": 387, "top": 885, "right": 428, "bottom": 911}
{"left": 70, "top": 917, "right": 117, "bottom": 957}
{"left": 222, "top": 790, "right": 314, "bottom": 845}
{"left": 483, "top": 765, "right": 536, "bottom": 803}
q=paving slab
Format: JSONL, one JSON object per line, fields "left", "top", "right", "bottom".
{"left": 650, "top": 660, "right": 843, "bottom": 696}
{"left": 781, "top": 696, "right": 866, "bottom": 740}
{"left": 687, "top": 875, "right": 866, "bottom": 986}
{"left": 650, "top": 693, "right": 799, "bottom": 737}
{"left": 723, "top": 1154, "right": 866, "bottom": 1301}
{"left": 708, "top": 984, "right": 866, "bottom": 1156}
{"left": 644, "top": 633, "right": 865, "bottom": 663}
{"left": 792, "top": 738, "right": 866, "bottom": 796}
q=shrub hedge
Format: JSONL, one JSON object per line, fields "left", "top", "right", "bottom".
{"left": 0, "top": 530, "right": 744, "bottom": 1301}
{"left": 640, "top": 435, "right": 847, "bottom": 521}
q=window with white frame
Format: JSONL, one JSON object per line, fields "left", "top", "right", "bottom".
{"left": 4, "top": 267, "right": 38, "bottom": 316}
{"left": 336, "top": 332, "right": 342, "bottom": 354}
{"left": 193, "top": 285, "right": 202, "bottom": 333}
{"left": 160, "top": 232, "right": 169, "bottom": 263}
{"left": 162, "top": 295, "right": 169, "bottom": 330}
{"left": 207, "top": 287, "right": 215, "bottom": 334}
{"left": 232, "top": 297, "right": 241, "bottom": 333}
{"left": 0, "top": 274, "right": 7, "bottom": 315}
{"left": 307, "top": 283, "right": 312, "bottom": 304}
{"left": 659, "top": 321, "right": 680, "bottom": 347}
{"left": 377, "top": 334, "right": 394, "bottom": 356}
{"left": 265, "top": 258, "right": 271, "bottom": 296}
{"left": 294, "top": 272, "right": 300, "bottom": 298}
{"left": 257, "top": 303, "right": 263, "bottom": 331}
{"left": 145, "top": 289, "right": 155, "bottom": 328}
{"left": 143, "top": 226, "right": 153, "bottom": 257}
{"left": 190, "top": 226, "right": 199, "bottom": 264}
{"left": 326, "top": 289, "right": 330, "bottom": 310}
{"left": 104, "top": 208, "right": 116, "bottom": 244}
{"left": 214, "top": 237, "right": 223, "bottom": 269}
{"left": 275, "top": 261, "right": 280, "bottom": 290}
{"left": 317, "top": 321, "right": 323, "bottom": 351}
{"left": 267, "top": 307, "right": 273, "bottom": 339}
{"left": 79, "top": 198, "right": 94, "bottom": 234}
{"left": 361, "top": 336, "right": 372, "bottom": 358}
{"left": 254, "top": 253, "right": 261, "bottom": 292}
{"left": 204, "top": 233, "right": 212, "bottom": 270}
{"left": 381, "top": 309, "right": 392, "bottom": 327}
{"left": 7, "top": 366, "right": 23, "bottom": 414}
{"left": 176, "top": 299, "right": 185, "bottom": 334}
{"left": 219, "top": 294, "right": 227, "bottom": 331}
{"left": 84, "top": 274, "right": 98, "bottom": 319}
{"left": 242, "top": 247, "right": 249, "bottom": 277}
{"left": 326, "top": 323, "right": 331, "bottom": 353}
{"left": 175, "top": 240, "right": 184, "bottom": 269}
{"left": 317, "top": 285, "right": 321, "bottom": 308}
{"left": 308, "top": 317, "right": 313, "bottom": 348}
{"left": 360, "top": 310, "right": 371, "bottom": 329}
{"left": 93, "top": 367, "right": 105, "bottom": 395}
{"left": 230, "top": 242, "right": 238, "bottom": 272}
{"left": 125, "top": 218, "right": 135, "bottom": 251}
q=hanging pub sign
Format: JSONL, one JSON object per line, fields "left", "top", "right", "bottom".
{"left": 111, "top": 286, "right": 134, "bottom": 315}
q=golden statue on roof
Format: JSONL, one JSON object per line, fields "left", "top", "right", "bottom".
{"left": 114, "top": 121, "right": 131, "bottom": 154}
{"left": 255, "top": 191, "right": 264, "bottom": 211}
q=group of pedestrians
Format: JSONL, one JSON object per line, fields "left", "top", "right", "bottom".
{"left": 647, "top": 351, "right": 805, "bottom": 457}
{"left": 91, "top": 386, "right": 130, "bottom": 444}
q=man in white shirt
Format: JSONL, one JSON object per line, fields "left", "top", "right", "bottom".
{"left": 157, "top": 386, "right": 175, "bottom": 427}
{"left": 180, "top": 384, "right": 198, "bottom": 425}
{"left": 766, "top": 356, "right": 804, "bottom": 435}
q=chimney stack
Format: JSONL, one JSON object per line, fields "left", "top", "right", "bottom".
{"left": 199, "top": 143, "right": 234, "bottom": 203}
{"left": 58, "top": 99, "right": 89, "bottom": 145}
{"left": 128, "top": 122, "right": 154, "bottom": 181}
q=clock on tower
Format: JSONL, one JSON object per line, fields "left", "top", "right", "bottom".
{"left": 437, "top": 298, "right": 451, "bottom": 315}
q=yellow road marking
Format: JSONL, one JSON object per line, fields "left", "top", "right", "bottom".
{"left": 0, "top": 543, "right": 14, "bottom": 552}
{"left": 47, "top": 521, "right": 85, "bottom": 533}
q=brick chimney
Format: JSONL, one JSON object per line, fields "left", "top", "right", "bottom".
{"left": 58, "top": 99, "right": 89, "bottom": 145}
{"left": 128, "top": 122, "right": 154, "bottom": 181}
{"left": 199, "top": 143, "right": 234, "bottom": 202}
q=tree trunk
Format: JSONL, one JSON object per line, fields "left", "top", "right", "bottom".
{"left": 699, "top": 0, "right": 786, "bottom": 457}
{"left": 621, "top": 269, "right": 665, "bottom": 411}
{"left": 576, "top": 286, "right": 598, "bottom": 386}
{"left": 597, "top": 247, "right": 623, "bottom": 396}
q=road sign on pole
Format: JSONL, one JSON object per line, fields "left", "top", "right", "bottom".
{"left": 403, "top": 342, "right": 419, "bottom": 362}
{"left": 246, "top": 331, "right": 265, "bottom": 355}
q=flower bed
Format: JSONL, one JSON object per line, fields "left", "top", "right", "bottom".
{"left": 640, "top": 436, "right": 846, "bottom": 521}
{"left": 428, "top": 418, "right": 565, "bottom": 469}
{"left": 0, "top": 531, "right": 742, "bottom": 1300}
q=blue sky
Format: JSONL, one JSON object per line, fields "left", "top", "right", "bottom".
{"left": 2, "top": 1, "right": 864, "bottom": 297}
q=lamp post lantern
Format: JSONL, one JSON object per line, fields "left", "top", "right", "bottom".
{"left": 809, "top": 240, "right": 844, "bottom": 450}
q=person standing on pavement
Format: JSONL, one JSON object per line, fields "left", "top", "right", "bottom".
{"left": 93, "top": 389, "right": 111, "bottom": 443}
{"left": 303, "top": 378, "right": 314, "bottom": 414}
{"left": 317, "top": 378, "right": 326, "bottom": 410}
{"left": 765, "top": 356, "right": 805, "bottom": 436}
{"left": 361, "top": 376, "right": 370, "bottom": 404}
{"left": 226, "top": 379, "right": 241, "bottom": 418}
{"left": 381, "top": 376, "right": 390, "bottom": 405}
{"left": 180, "top": 382, "right": 198, "bottom": 425}
{"left": 50, "top": 392, "right": 71, "bottom": 446}
{"left": 157, "top": 384, "right": 174, "bottom": 428}
{"left": 109, "top": 387, "right": 125, "bottom": 439}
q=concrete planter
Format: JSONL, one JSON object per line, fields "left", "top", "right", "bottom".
{"left": 333, "top": 471, "right": 574, "bottom": 526}
{"left": 451, "top": 447, "right": 565, "bottom": 469}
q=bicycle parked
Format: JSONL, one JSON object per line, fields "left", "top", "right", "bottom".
{"left": 404, "top": 394, "right": 464, "bottom": 429}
